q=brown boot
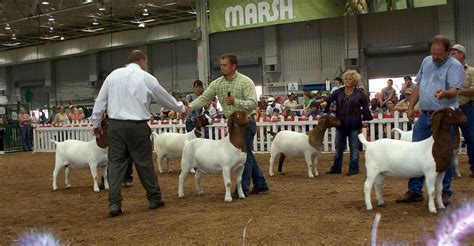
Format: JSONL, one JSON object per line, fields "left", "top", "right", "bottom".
{"left": 396, "top": 191, "right": 423, "bottom": 203}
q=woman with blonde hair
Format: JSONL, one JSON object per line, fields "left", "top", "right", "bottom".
{"left": 53, "top": 106, "right": 69, "bottom": 125}
{"left": 324, "top": 70, "right": 372, "bottom": 176}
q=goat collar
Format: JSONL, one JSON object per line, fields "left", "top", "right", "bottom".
{"left": 194, "top": 128, "right": 202, "bottom": 138}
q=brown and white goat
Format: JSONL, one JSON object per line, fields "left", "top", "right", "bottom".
{"left": 359, "top": 108, "right": 467, "bottom": 213}
{"left": 268, "top": 115, "right": 341, "bottom": 177}
{"left": 178, "top": 111, "right": 250, "bottom": 202}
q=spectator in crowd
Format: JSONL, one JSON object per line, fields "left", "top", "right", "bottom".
{"left": 31, "top": 112, "right": 39, "bottom": 125}
{"left": 0, "top": 117, "right": 4, "bottom": 153}
{"left": 92, "top": 49, "right": 185, "bottom": 217}
{"left": 369, "top": 98, "right": 383, "bottom": 115}
{"left": 203, "top": 101, "right": 217, "bottom": 119}
{"left": 396, "top": 35, "right": 464, "bottom": 206}
{"left": 258, "top": 95, "right": 267, "bottom": 110}
{"left": 283, "top": 92, "right": 299, "bottom": 110}
{"left": 399, "top": 75, "right": 416, "bottom": 101}
{"left": 68, "top": 106, "right": 78, "bottom": 123}
{"left": 265, "top": 97, "right": 283, "bottom": 117}
{"left": 331, "top": 77, "right": 344, "bottom": 94}
{"left": 185, "top": 80, "right": 204, "bottom": 132}
{"left": 450, "top": 44, "right": 474, "bottom": 178}
{"left": 18, "top": 107, "right": 33, "bottom": 151}
{"left": 271, "top": 108, "right": 283, "bottom": 121}
{"left": 378, "top": 79, "right": 396, "bottom": 108}
{"left": 39, "top": 108, "right": 47, "bottom": 125}
{"left": 302, "top": 91, "right": 313, "bottom": 112}
{"left": 305, "top": 101, "right": 321, "bottom": 118}
{"left": 384, "top": 99, "right": 396, "bottom": 115}
{"left": 186, "top": 53, "right": 269, "bottom": 197}
{"left": 53, "top": 106, "right": 69, "bottom": 125}
{"left": 77, "top": 108, "right": 85, "bottom": 121}
{"left": 394, "top": 88, "right": 420, "bottom": 113}
{"left": 325, "top": 70, "right": 373, "bottom": 176}
{"left": 48, "top": 105, "right": 58, "bottom": 124}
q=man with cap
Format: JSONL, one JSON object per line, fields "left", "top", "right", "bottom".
{"left": 400, "top": 76, "right": 416, "bottom": 101}
{"left": 394, "top": 88, "right": 420, "bottom": 113}
{"left": 265, "top": 97, "right": 283, "bottom": 117}
{"left": 450, "top": 44, "right": 474, "bottom": 178}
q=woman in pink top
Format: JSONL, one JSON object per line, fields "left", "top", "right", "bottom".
{"left": 18, "top": 107, "right": 32, "bottom": 151}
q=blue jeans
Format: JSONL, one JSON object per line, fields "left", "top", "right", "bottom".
{"left": 241, "top": 119, "right": 268, "bottom": 194}
{"left": 460, "top": 104, "right": 474, "bottom": 172}
{"left": 185, "top": 120, "right": 194, "bottom": 133}
{"left": 19, "top": 125, "right": 32, "bottom": 151}
{"left": 408, "top": 111, "right": 455, "bottom": 196}
{"left": 330, "top": 128, "right": 360, "bottom": 173}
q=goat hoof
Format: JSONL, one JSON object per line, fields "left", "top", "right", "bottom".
{"left": 429, "top": 209, "right": 438, "bottom": 214}
{"left": 377, "top": 203, "right": 384, "bottom": 207}
{"left": 224, "top": 197, "right": 233, "bottom": 203}
{"left": 66, "top": 185, "right": 72, "bottom": 189}
{"left": 278, "top": 172, "right": 285, "bottom": 176}
{"left": 52, "top": 188, "right": 58, "bottom": 192}
{"left": 269, "top": 172, "right": 274, "bottom": 177}
{"left": 94, "top": 189, "right": 100, "bottom": 193}
{"left": 196, "top": 191, "right": 205, "bottom": 196}
{"left": 168, "top": 169, "right": 173, "bottom": 173}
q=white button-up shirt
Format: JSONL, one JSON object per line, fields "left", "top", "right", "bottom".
{"left": 92, "top": 63, "right": 184, "bottom": 128}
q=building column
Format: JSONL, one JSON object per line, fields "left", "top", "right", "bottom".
{"left": 196, "top": 0, "right": 210, "bottom": 86}
{"left": 44, "top": 61, "right": 56, "bottom": 107}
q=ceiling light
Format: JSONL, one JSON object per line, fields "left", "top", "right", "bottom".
{"left": 142, "top": 8, "right": 149, "bottom": 16}
{"left": 41, "top": 0, "right": 50, "bottom": 5}
{"left": 2, "top": 42, "right": 21, "bottom": 47}
{"left": 162, "top": 2, "right": 177, "bottom": 6}
{"left": 60, "top": 36, "right": 65, "bottom": 40}
{"left": 49, "top": 26, "right": 54, "bottom": 32}
{"left": 92, "top": 19, "right": 99, "bottom": 25}
{"left": 5, "top": 24, "right": 11, "bottom": 30}
{"left": 82, "top": 0, "right": 94, "bottom": 4}
{"left": 188, "top": 11, "right": 196, "bottom": 15}
{"left": 11, "top": 34, "right": 16, "bottom": 40}
{"left": 130, "top": 19, "right": 155, "bottom": 24}
{"left": 99, "top": 4, "right": 106, "bottom": 11}
{"left": 48, "top": 16, "right": 54, "bottom": 22}
{"left": 39, "top": 35, "right": 60, "bottom": 40}
{"left": 81, "top": 27, "right": 104, "bottom": 33}
{"left": 138, "top": 23, "right": 145, "bottom": 28}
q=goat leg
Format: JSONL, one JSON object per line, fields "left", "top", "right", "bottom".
{"left": 278, "top": 154, "right": 286, "bottom": 175}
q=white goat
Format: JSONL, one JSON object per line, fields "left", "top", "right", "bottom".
{"left": 268, "top": 115, "right": 341, "bottom": 178}
{"left": 51, "top": 139, "right": 108, "bottom": 192}
{"left": 392, "top": 128, "right": 462, "bottom": 177}
{"left": 360, "top": 108, "right": 466, "bottom": 213}
{"left": 153, "top": 114, "right": 213, "bottom": 173}
{"left": 178, "top": 111, "right": 250, "bottom": 202}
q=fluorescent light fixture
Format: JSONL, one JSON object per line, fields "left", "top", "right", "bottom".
{"left": 81, "top": 27, "right": 104, "bottom": 32}
{"left": 2, "top": 42, "right": 21, "bottom": 46}
{"left": 162, "top": 2, "right": 177, "bottom": 6}
{"left": 5, "top": 24, "right": 11, "bottom": 30}
{"left": 11, "top": 34, "right": 16, "bottom": 40}
{"left": 39, "top": 35, "right": 60, "bottom": 40}
{"left": 42, "top": 0, "right": 50, "bottom": 5}
{"left": 188, "top": 11, "right": 196, "bottom": 15}
{"left": 82, "top": 0, "right": 94, "bottom": 4}
{"left": 48, "top": 16, "right": 54, "bottom": 21}
{"left": 99, "top": 5, "right": 106, "bottom": 11}
{"left": 49, "top": 27, "right": 54, "bottom": 33}
{"left": 138, "top": 23, "right": 145, "bottom": 28}
{"left": 142, "top": 8, "right": 149, "bottom": 16}
{"left": 130, "top": 19, "right": 155, "bottom": 24}
{"left": 92, "top": 19, "right": 99, "bottom": 25}
{"left": 60, "top": 36, "right": 65, "bottom": 40}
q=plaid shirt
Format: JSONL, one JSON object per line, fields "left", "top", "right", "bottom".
{"left": 460, "top": 64, "right": 474, "bottom": 105}
{"left": 189, "top": 71, "right": 257, "bottom": 117}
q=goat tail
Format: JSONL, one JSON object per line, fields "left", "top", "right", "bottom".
{"left": 391, "top": 128, "right": 406, "bottom": 135}
{"left": 357, "top": 133, "right": 370, "bottom": 147}
{"left": 267, "top": 131, "right": 278, "bottom": 138}
{"left": 50, "top": 140, "right": 59, "bottom": 145}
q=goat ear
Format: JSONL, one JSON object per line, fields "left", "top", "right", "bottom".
{"left": 431, "top": 111, "right": 443, "bottom": 134}
{"left": 227, "top": 116, "right": 233, "bottom": 132}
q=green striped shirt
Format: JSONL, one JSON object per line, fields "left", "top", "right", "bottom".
{"left": 189, "top": 71, "right": 257, "bottom": 117}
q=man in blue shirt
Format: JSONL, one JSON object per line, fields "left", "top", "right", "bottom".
{"left": 396, "top": 35, "right": 465, "bottom": 205}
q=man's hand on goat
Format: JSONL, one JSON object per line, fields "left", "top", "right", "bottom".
{"left": 93, "top": 127, "right": 103, "bottom": 138}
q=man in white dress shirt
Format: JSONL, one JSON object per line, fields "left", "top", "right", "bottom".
{"left": 92, "top": 50, "right": 187, "bottom": 217}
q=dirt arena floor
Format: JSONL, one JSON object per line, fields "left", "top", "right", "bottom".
{"left": 1, "top": 152, "right": 473, "bottom": 245}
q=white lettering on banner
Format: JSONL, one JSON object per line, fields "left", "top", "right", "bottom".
{"left": 225, "top": 0, "right": 294, "bottom": 28}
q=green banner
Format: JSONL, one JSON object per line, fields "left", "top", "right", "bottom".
{"left": 209, "top": 0, "right": 447, "bottom": 33}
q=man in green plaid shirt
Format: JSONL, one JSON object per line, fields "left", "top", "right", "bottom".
{"left": 187, "top": 53, "right": 269, "bottom": 197}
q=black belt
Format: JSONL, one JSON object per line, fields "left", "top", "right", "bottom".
{"left": 460, "top": 101, "right": 474, "bottom": 109}
{"left": 110, "top": 119, "right": 148, "bottom": 123}
{"left": 422, "top": 110, "right": 435, "bottom": 116}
